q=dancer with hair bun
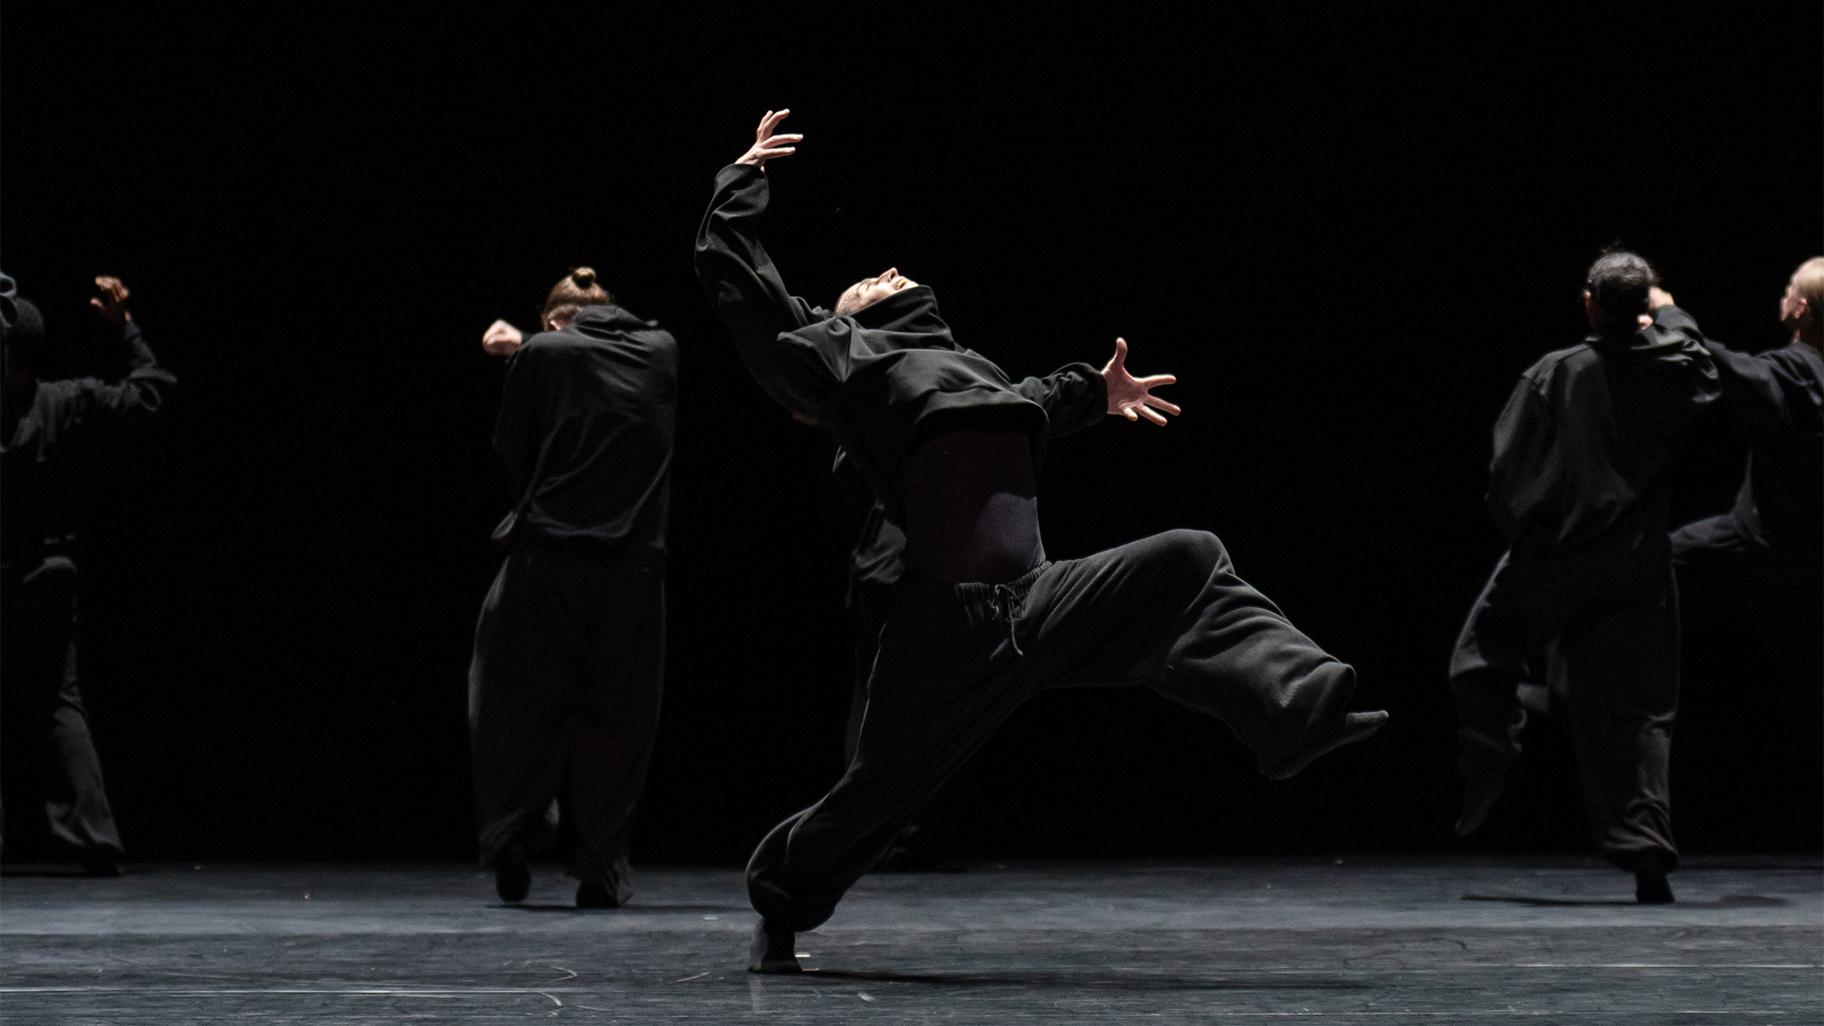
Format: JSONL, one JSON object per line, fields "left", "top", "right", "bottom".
{"left": 469, "top": 268, "right": 677, "bottom": 909}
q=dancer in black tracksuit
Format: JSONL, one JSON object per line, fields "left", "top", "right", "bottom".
{"left": 1450, "top": 251, "right": 1719, "bottom": 904}
{"left": 1, "top": 275, "right": 175, "bottom": 874}
{"left": 695, "top": 110, "right": 1387, "bottom": 972}
{"left": 469, "top": 268, "right": 677, "bottom": 908}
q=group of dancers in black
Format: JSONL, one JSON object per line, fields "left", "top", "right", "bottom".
{"left": 3, "top": 110, "right": 1818, "bottom": 973}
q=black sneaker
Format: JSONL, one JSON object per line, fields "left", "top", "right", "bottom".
{"left": 748, "top": 920, "right": 802, "bottom": 974}
{"left": 575, "top": 878, "right": 632, "bottom": 909}
{"left": 1264, "top": 710, "right": 1390, "bottom": 781}
{"left": 80, "top": 850, "right": 123, "bottom": 878}
{"left": 1635, "top": 854, "right": 1675, "bottom": 905}
{"left": 1455, "top": 761, "right": 1508, "bottom": 836}
{"left": 494, "top": 845, "right": 530, "bottom": 903}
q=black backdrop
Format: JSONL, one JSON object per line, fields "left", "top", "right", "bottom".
{"left": 2, "top": 4, "right": 1818, "bottom": 862}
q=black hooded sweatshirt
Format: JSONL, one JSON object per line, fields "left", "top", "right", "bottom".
{"left": 1, "top": 314, "right": 176, "bottom": 576}
{"left": 490, "top": 304, "right": 677, "bottom": 564}
{"left": 1697, "top": 334, "right": 1823, "bottom": 559}
{"left": 693, "top": 163, "right": 1107, "bottom": 508}
{"left": 1486, "top": 305, "right": 1719, "bottom": 557}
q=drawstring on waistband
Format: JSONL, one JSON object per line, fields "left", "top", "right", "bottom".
{"left": 988, "top": 583, "right": 1025, "bottom": 656}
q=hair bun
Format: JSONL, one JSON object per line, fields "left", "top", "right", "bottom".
{"left": 570, "top": 267, "right": 597, "bottom": 287}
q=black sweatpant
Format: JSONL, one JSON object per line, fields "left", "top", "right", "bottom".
{"left": 748, "top": 529, "right": 1356, "bottom": 931}
{"left": 1449, "top": 543, "right": 1679, "bottom": 869}
{"left": 469, "top": 542, "right": 664, "bottom": 891}
{"left": 0, "top": 556, "right": 124, "bottom": 859}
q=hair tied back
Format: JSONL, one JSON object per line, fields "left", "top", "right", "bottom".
{"left": 570, "top": 267, "right": 598, "bottom": 288}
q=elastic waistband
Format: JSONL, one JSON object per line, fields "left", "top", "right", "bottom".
{"left": 903, "top": 560, "right": 1050, "bottom": 627}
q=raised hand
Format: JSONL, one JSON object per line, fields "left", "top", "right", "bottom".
{"left": 482, "top": 319, "right": 525, "bottom": 357}
{"left": 1102, "top": 337, "right": 1180, "bottom": 426}
{"left": 737, "top": 109, "right": 803, "bottom": 171}
{"left": 90, "top": 276, "right": 131, "bottom": 325}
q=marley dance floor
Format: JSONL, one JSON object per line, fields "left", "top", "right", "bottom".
{"left": 2, "top": 856, "right": 1819, "bottom": 1024}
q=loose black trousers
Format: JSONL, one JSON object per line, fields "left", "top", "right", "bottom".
{"left": 0, "top": 556, "right": 124, "bottom": 858}
{"left": 1449, "top": 543, "right": 1679, "bottom": 869}
{"left": 469, "top": 542, "right": 664, "bottom": 890}
{"left": 748, "top": 529, "right": 1356, "bottom": 931}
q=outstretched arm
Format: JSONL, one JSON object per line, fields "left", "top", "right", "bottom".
{"left": 1650, "top": 292, "right": 1798, "bottom": 439}
{"left": 693, "top": 109, "right": 821, "bottom": 350}
{"left": 1014, "top": 337, "right": 1179, "bottom": 439}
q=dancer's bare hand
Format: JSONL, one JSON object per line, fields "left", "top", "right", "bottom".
{"left": 90, "top": 276, "right": 131, "bottom": 325}
{"left": 1648, "top": 286, "right": 1675, "bottom": 310}
{"left": 1102, "top": 337, "right": 1180, "bottom": 426}
{"left": 737, "top": 109, "right": 802, "bottom": 171}
{"left": 482, "top": 319, "right": 524, "bottom": 357}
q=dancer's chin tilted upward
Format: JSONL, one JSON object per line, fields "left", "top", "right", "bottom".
{"left": 694, "top": 108, "right": 1388, "bottom": 974}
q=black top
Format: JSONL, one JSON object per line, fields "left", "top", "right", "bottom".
{"left": 1486, "top": 305, "right": 1719, "bottom": 555}
{"left": 1702, "top": 337, "right": 1824, "bottom": 557}
{"left": 1, "top": 320, "right": 177, "bottom": 574}
{"left": 898, "top": 428, "right": 1044, "bottom": 582}
{"left": 693, "top": 163, "right": 1107, "bottom": 507}
{"left": 491, "top": 304, "right": 678, "bottom": 563}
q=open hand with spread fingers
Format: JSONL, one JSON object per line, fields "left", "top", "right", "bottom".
{"left": 1102, "top": 337, "right": 1180, "bottom": 425}
{"left": 737, "top": 109, "right": 803, "bottom": 171}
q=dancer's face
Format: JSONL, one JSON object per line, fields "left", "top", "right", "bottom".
{"left": 836, "top": 267, "right": 918, "bottom": 317}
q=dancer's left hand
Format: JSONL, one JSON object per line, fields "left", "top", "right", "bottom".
{"left": 1102, "top": 337, "right": 1179, "bottom": 426}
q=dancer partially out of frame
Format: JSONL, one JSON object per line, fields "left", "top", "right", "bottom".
{"left": 469, "top": 268, "right": 677, "bottom": 909}
{"left": 695, "top": 109, "right": 1387, "bottom": 973}
{"left": 1667, "top": 259, "right": 1822, "bottom": 676}
{"left": 1450, "top": 250, "right": 1718, "bottom": 904}
{"left": 1, "top": 274, "right": 176, "bottom": 876}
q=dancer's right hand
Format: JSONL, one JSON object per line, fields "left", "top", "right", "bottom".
{"left": 737, "top": 109, "right": 802, "bottom": 171}
{"left": 482, "top": 319, "right": 524, "bottom": 357}
{"left": 1648, "top": 286, "right": 1675, "bottom": 310}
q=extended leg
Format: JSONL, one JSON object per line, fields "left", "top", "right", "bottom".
{"left": 1019, "top": 530, "right": 1375, "bottom": 776}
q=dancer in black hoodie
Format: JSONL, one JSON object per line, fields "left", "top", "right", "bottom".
{"left": 695, "top": 110, "right": 1387, "bottom": 972}
{"left": 1450, "top": 250, "right": 1719, "bottom": 904}
{"left": 1, "top": 275, "right": 175, "bottom": 874}
{"left": 469, "top": 268, "right": 677, "bottom": 909}
{"left": 1667, "top": 259, "right": 1822, "bottom": 642}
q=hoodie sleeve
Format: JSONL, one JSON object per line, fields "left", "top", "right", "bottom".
{"left": 693, "top": 164, "right": 834, "bottom": 394}
{"left": 1484, "top": 377, "right": 1558, "bottom": 542}
{"left": 1652, "top": 305, "right": 1794, "bottom": 438}
{"left": 492, "top": 339, "right": 550, "bottom": 492}
{"left": 74, "top": 320, "right": 177, "bottom": 427}
{"left": 1014, "top": 362, "right": 1108, "bottom": 438}
{"left": 1705, "top": 339, "right": 1818, "bottom": 441}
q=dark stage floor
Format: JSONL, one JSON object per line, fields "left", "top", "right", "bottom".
{"left": 2, "top": 857, "right": 1819, "bottom": 1024}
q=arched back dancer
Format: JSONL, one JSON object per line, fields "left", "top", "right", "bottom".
{"left": 695, "top": 110, "right": 1388, "bottom": 973}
